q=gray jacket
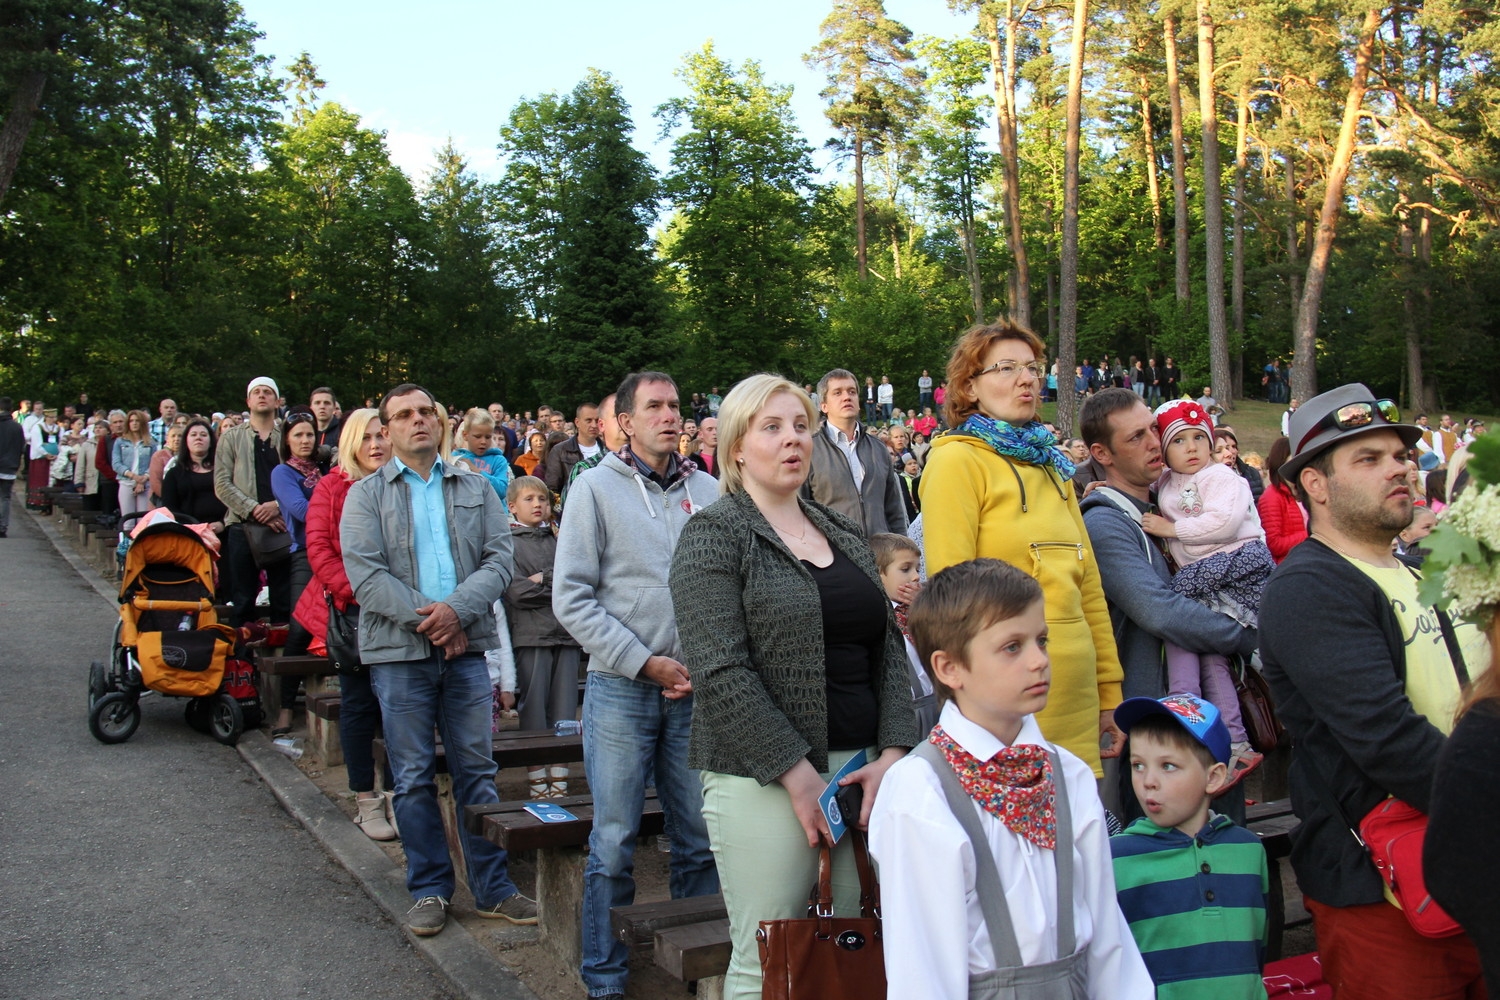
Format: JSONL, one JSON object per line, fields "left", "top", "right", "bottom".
{"left": 1078, "top": 485, "right": 1257, "bottom": 700}
{"left": 553, "top": 452, "right": 718, "bottom": 680}
{"left": 340, "top": 459, "right": 513, "bottom": 664}
{"left": 802, "top": 422, "right": 908, "bottom": 537}
{"left": 214, "top": 421, "right": 281, "bottom": 525}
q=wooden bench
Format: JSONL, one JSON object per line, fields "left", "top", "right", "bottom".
{"left": 307, "top": 692, "right": 342, "bottom": 766}
{"left": 251, "top": 648, "right": 338, "bottom": 720}
{"left": 612, "top": 894, "right": 731, "bottom": 996}
{"left": 464, "top": 793, "right": 665, "bottom": 970}
{"left": 1246, "top": 797, "right": 1299, "bottom": 961}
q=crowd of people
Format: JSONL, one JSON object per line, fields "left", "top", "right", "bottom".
{"left": 3, "top": 326, "right": 1497, "bottom": 1000}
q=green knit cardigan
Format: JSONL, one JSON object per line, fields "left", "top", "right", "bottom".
{"left": 669, "top": 488, "right": 920, "bottom": 784}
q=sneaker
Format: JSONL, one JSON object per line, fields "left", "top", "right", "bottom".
{"left": 406, "top": 895, "right": 449, "bottom": 936}
{"left": 1225, "top": 741, "right": 1264, "bottom": 789}
{"left": 476, "top": 892, "right": 538, "bottom": 925}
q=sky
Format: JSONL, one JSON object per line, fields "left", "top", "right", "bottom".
{"left": 238, "top": 0, "right": 978, "bottom": 183}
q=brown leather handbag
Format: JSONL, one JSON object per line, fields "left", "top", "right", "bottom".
{"left": 1235, "top": 659, "right": 1285, "bottom": 753}
{"left": 757, "top": 830, "right": 886, "bottom": 1000}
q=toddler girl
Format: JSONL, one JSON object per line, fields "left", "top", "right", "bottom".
{"left": 1140, "top": 400, "right": 1275, "bottom": 784}
{"left": 452, "top": 408, "right": 510, "bottom": 500}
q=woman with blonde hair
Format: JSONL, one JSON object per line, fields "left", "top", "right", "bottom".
{"left": 920, "top": 320, "right": 1125, "bottom": 774}
{"left": 295, "top": 408, "right": 398, "bottom": 840}
{"left": 670, "top": 374, "right": 916, "bottom": 1000}
{"left": 111, "top": 409, "right": 154, "bottom": 518}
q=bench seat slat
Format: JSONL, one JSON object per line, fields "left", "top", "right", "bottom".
{"left": 611, "top": 894, "right": 728, "bottom": 946}
{"left": 465, "top": 793, "right": 664, "bottom": 852}
{"left": 655, "top": 918, "right": 732, "bottom": 982}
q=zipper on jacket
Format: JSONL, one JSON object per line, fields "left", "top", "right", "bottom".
{"left": 1028, "top": 541, "right": 1085, "bottom": 570}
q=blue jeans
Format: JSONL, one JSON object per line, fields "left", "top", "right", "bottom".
{"left": 580, "top": 671, "right": 718, "bottom": 996}
{"left": 371, "top": 651, "right": 519, "bottom": 907}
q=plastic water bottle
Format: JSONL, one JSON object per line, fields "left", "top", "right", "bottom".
{"left": 272, "top": 735, "right": 304, "bottom": 760}
{"left": 177, "top": 614, "right": 193, "bottom": 631}
{"left": 554, "top": 720, "right": 581, "bottom": 737}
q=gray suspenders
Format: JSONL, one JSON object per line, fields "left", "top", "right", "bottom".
{"left": 913, "top": 741, "right": 1088, "bottom": 1000}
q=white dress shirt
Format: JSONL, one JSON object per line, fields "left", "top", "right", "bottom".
{"left": 869, "top": 703, "right": 1153, "bottom": 1000}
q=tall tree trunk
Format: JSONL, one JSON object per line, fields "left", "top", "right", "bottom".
{"left": 1165, "top": 15, "right": 1191, "bottom": 303}
{"left": 1284, "top": 150, "right": 1302, "bottom": 319}
{"left": 1292, "top": 8, "right": 1381, "bottom": 404}
{"left": 0, "top": 69, "right": 48, "bottom": 206}
{"left": 1198, "top": 3, "right": 1231, "bottom": 407}
{"left": 1058, "top": 0, "right": 1088, "bottom": 437}
{"left": 854, "top": 130, "right": 867, "bottom": 281}
{"left": 1232, "top": 82, "right": 1249, "bottom": 347}
{"left": 985, "top": 5, "right": 1032, "bottom": 327}
{"left": 1140, "top": 73, "right": 1165, "bottom": 250}
{"left": 1398, "top": 194, "right": 1425, "bottom": 411}
{"left": 961, "top": 160, "right": 984, "bottom": 318}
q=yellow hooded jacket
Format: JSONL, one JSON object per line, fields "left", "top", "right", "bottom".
{"left": 919, "top": 431, "right": 1124, "bottom": 775}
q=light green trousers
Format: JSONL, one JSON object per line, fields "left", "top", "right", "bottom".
{"left": 700, "top": 747, "right": 872, "bottom": 1000}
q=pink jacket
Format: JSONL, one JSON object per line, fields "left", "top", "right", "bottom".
{"left": 1156, "top": 462, "right": 1265, "bottom": 566}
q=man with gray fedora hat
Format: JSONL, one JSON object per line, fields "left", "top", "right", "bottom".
{"left": 1259, "top": 383, "right": 1485, "bottom": 997}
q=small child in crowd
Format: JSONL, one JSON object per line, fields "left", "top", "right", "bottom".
{"left": 1141, "top": 400, "right": 1275, "bottom": 784}
{"left": 1110, "top": 694, "right": 1270, "bottom": 999}
{"left": 453, "top": 407, "right": 510, "bottom": 501}
{"left": 870, "top": 532, "right": 938, "bottom": 736}
{"left": 504, "top": 475, "right": 581, "bottom": 798}
{"left": 870, "top": 558, "right": 1153, "bottom": 999}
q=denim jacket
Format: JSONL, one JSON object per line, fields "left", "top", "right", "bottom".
{"left": 340, "top": 459, "right": 513, "bottom": 664}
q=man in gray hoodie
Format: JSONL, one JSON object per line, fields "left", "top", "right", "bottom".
{"left": 553, "top": 371, "right": 720, "bottom": 1000}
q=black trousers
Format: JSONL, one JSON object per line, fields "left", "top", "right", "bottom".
{"left": 222, "top": 522, "right": 291, "bottom": 627}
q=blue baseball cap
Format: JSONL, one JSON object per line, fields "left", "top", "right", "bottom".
{"left": 1114, "top": 693, "right": 1232, "bottom": 766}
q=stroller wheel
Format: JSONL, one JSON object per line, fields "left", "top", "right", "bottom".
{"left": 208, "top": 694, "right": 243, "bottom": 746}
{"left": 184, "top": 698, "right": 212, "bottom": 734}
{"left": 88, "top": 661, "right": 108, "bottom": 710}
{"left": 89, "top": 692, "right": 141, "bottom": 744}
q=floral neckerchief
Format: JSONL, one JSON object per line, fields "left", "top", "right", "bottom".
{"left": 284, "top": 454, "right": 322, "bottom": 492}
{"left": 959, "top": 414, "right": 1076, "bottom": 479}
{"left": 893, "top": 601, "right": 912, "bottom": 642}
{"left": 930, "top": 723, "right": 1057, "bottom": 850}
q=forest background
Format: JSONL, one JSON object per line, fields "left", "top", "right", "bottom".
{"left": 2, "top": 0, "right": 1497, "bottom": 434}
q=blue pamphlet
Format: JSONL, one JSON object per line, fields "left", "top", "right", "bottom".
{"left": 524, "top": 802, "right": 578, "bottom": 823}
{"left": 817, "top": 749, "right": 868, "bottom": 845}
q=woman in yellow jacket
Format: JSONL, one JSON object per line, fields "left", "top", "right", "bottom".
{"left": 920, "top": 321, "right": 1125, "bottom": 776}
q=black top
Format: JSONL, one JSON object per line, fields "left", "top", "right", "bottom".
{"left": 161, "top": 463, "right": 227, "bottom": 525}
{"left": 803, "top": 546, "right": 886, "bottom": 750}
{"left": 252, "top": 433, "right": 278, "bottom": 502}
{"left": 1426, "top": 700, "right": 1500, "bottom": 993}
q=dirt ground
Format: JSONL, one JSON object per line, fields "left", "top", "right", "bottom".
{"left": 288, "top": 719, "right": 1313, "bottom": 1000}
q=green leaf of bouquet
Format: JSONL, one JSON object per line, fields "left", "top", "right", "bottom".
{"left": 1417, "top": 571, "right": 1450, "bottom": 611}
{"left": 1424, "top": 522, "right": 1485, "bottom": 568}
{"left": 1465, "top": 436, "right": 1500, "bottom": 488}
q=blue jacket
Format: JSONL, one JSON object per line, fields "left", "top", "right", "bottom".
{"left": 453, "top": 447, "right": 510, "bottom": 501}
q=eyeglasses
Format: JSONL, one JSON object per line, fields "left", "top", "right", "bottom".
{"left": 388, "top": 405, "right": 439, "bottom": 423}
{"left": 975, "top": 361, "right": 1044, "bottom": 382}
{"left": 1296, "top": 399, "right": 1400, "bottom": 453}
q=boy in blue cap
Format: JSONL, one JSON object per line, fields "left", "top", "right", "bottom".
{"left": 1110, "top": 693, "right": 1270, "bottom": 999}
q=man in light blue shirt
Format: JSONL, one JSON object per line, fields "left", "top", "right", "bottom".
{"left": 341, "top": 382, "right": 537, "bottom": 938}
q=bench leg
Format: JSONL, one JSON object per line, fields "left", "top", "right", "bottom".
{"left": 435, "top": 774, "right": 469, "bottom": 895}
{"left": 308, "top": 712, "right": 343, "bottom": 767}
{"left": 1266, "top": 857, "right": 1285, "bottom": 962}
{"left": 694, "top": 976, "right": 725, "bottom": 1000}
{"left": 537, "top": 846, "right": 586, "bottom": 974}
{"left": 258, "top": 672, "right": 282, "bottom": 722}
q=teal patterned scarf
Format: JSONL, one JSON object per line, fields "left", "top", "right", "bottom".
{"left": 960, "top": 413, "right": 1076, "bottom": 479}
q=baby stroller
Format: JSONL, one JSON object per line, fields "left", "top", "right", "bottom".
{"left": 87, "top": 512, "right": 259, "bottom": 745}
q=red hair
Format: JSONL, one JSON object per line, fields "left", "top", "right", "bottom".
{"left": 943, "top": 320, "right": 1046, "bottom": 428}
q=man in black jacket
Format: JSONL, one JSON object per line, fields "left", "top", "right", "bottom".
{"left": 541, "top": 401, "right": 602, "bottom": 496}
{"left": 1261, "top": 383, "right": 1485, "bottom": 998}
{"left": 0, "top": 397, "right": 24, "bottom": 537}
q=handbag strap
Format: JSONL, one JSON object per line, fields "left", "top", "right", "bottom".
{"left": 914, "top": 741, "right": 1076, "bottom": 965}
{"left": 848, "top": 828, "right": 881, "bottom": 919}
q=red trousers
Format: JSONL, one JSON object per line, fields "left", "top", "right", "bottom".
{"left": 1307, "top": 897, "right": 1487, "bottom": 1000}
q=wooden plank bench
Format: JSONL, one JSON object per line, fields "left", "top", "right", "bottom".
{"left": 307, "top": 692, "right": 342, "bottom": 766}
{"left": 464, "top": 793, "right": 666, "bottom": 971}
{"left": 1246, "top": 797, "right": 1298, "bottom": 961}
{"left": 612, "top": 894, "right": 731, "bottom": 998}
{"left": 251, "top": 648, "right": 338, "bottom": 720}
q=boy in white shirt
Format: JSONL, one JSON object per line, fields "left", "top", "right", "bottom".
{"left": 869, "top": 557, "right": 1153, "bottom": 999}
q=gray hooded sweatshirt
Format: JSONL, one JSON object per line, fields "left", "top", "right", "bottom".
{"left": 552, "top": 452, "right": 718, "bottom": 680}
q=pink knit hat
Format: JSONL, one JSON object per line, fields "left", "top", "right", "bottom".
{"left": 1154, "top": 399, "right": 1214, "bottom": 447}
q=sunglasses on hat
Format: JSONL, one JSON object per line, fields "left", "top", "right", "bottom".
{"left": 1297, "top": 398, "right": 1400, "bottom": 453}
